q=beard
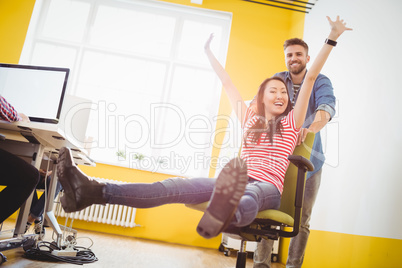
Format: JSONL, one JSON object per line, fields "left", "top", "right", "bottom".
{"left": 288, "top": 61, "right": 306, "bottom": 75}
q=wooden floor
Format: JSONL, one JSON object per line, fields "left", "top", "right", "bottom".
{"left": 0, "top": 219, "right": 284, "bottom": 268}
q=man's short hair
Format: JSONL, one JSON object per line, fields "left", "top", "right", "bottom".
{"left": 283, "top": 38, "right": 309, "bottom": 54}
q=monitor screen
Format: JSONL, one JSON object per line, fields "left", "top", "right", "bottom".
{"left": 0, "top": 63, "right": 69, "bottom": 124}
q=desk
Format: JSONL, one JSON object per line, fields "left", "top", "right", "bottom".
{"left": 0, "top": 120, "right": 94, "bottom": 247}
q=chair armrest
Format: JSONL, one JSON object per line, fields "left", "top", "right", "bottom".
{"left": 280, "top": 154, "right": 314, "bottom": 238}
{"left": 288, "top": 155, "right": 314, "bottom": 209}
{"left": 288, "top": 155, "right": 314, "bottom": 172}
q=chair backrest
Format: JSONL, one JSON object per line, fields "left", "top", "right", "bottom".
{"left": 278, "top": 132, "right": 315, "bottom": 218}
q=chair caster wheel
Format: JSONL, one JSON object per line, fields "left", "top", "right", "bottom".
{"left": 218, "top": 243, "right": 225, "bottom": 252}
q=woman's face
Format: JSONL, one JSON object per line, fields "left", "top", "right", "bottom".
{"left": 262, "top": 79, "right": 289, "bottom": 119}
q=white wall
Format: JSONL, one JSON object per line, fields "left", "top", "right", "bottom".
{"left": 303, "top": 0, "right": 402, "bottom": 240}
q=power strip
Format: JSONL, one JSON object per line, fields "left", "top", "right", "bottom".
{"left": 51, "top": 249, "right": 77, "bottom": 257}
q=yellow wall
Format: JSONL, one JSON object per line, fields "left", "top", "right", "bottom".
{"left": 280, "top": 231, "right": 402, "bottom": 268}
{"left": 0, "top": 0, "right": 35, "bottom": 63}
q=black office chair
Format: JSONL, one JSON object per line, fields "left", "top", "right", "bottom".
{"left": 186, "top": 132, "right": 315, "bottom": 268}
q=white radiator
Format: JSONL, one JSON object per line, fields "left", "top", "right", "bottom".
{"left": 54, "top": 177, "right": 137, "bottom": 228}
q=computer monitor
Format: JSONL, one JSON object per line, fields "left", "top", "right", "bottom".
{"left": 0, "top": 63, "right": 69, "bottom": 124}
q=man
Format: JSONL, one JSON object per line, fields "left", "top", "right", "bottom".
{"left": 0, "top": 95, "right": 40, "bottom": 224}
{"left": 253, "top": 38, "right": 336, "bottom": 268}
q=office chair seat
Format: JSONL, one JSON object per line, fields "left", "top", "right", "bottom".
{"left": 254, "top": 209, "right": 294, "bottom": 226}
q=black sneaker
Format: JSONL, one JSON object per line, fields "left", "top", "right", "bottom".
{"left": 197, "top": 157, "right": 248, "bottom": 239}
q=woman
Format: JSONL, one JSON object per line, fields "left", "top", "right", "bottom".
{"left": 56, "top": 16, "right": 351, "bottom": 239}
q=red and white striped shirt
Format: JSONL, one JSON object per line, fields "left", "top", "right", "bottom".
{"left": 240, "top": 108, "right": 300, "bottom": 194}
{"left": 0, "top": 95, "right": 21, "bottom": 122}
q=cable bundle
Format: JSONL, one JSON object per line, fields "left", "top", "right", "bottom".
{"left": 24, "top": 241, "right": 98, "bottom": 265}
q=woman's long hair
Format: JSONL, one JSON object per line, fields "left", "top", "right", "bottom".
{"left": 244, "top": 76, "right": 292, "bottom": 146}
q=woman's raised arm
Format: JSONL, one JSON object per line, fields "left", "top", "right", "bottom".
{"left": 293, "top": 16, "right": 352, "bottom": 129}
{"left": 205, "top": 34, "right": 248, "bottom": 125}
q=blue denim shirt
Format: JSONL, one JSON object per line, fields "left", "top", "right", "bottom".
{"left": 273, "top": 71, "right": 336, "bottom": 179}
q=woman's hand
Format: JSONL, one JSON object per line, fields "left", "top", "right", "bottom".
{"left": 326, "top": 16, "right": 353, "bottom": 40}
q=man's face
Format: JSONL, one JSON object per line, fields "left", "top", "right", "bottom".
{"left": 285, "top": 45, "right": 310, "bottom": 75}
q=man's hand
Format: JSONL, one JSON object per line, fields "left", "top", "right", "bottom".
{"left": 297, "top": 128, "right": 313, "bottom": 145}
{"left": 19, "top": 113, "right": 30, "bottom": 122}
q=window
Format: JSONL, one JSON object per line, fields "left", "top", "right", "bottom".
{"left": 21, "top": 0, "right": 232, "bottom": 177}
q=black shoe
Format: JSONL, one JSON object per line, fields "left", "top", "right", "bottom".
{"left": 197, "top": 158, "right": 248, "bottom": 239}
{"left": 57, "top": 147, "right": 107, "bottom": 213}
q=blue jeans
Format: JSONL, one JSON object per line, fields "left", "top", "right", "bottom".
{"left": 253, "top": 169, "right": 322, "bottom": 268}
{"left": 30, "top": 176, "right": 63, "bottom": 219}
{"left": 104, "top": 177, "right": 281, "bottom": 227}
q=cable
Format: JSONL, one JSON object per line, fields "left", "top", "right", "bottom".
{"left": 23, "top": 154, "right": 98, "bottom": 265}
{"left": 23, "top": 240, "right": 98, "bottom": 265}
{"left": 75, "top": 236, "right": 95, "bottom": 249}
{"left": 36, "top": 151, "right": 53, "bottom": 234}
